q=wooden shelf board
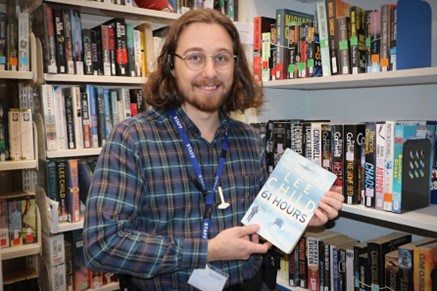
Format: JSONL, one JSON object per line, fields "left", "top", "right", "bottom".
{"left": 0, "top": 160, "right": 38, "bottom": 171}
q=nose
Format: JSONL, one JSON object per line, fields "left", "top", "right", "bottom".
{"left": 201, "top": 57, "right": 218, "bottom": 78}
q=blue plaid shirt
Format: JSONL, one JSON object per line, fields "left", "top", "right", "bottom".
{"left": 83, "top": 107, "right": 267, "bottom": 290}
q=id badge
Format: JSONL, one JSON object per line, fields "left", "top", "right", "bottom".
{"left": 188, "top": 264, "right": 229, "bottom": 291}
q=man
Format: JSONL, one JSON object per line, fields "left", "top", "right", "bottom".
{"left": 83, "top": 8, "right": 343, "bottom": 290}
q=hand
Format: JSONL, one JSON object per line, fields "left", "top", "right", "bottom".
{"left": 309, "top": 186, "right": 344, "bottom": 227}
{"left": 207, "top": 224, "right": 272, "bottom": 262}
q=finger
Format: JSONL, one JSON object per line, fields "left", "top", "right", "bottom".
{"left": 329, "top": 185, "right": 342, "bottom": 194}
{"left": 238, "top": 224, "right": 260, "bottom": 237}
{"left": 318, "top": 200, "right": 340, "bottom": 220}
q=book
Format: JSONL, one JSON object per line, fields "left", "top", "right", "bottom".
{"left": 384, "top": 249, "right": 399, "bottom": 291}
{"left": 56, "top": 159, "right": 69, "bottom": 223}
{"left": 82, "top": 28, "right": 94, "bottom": 75}
{"left": 21, "top": 192, "right": 36, "bottom": 244}
{"left": 275, "top": 8, "right": 313, "bottom": 80}
{"left": 368, "top": 10, "right": 381, "bottom": 73}
{"left": 6, "top": 4, "right": 18, "bottom": 71}
{"left": 398, "top": 237, "right": 437, "bottom": 291}
{"left": 380, "top": 4, "right": 395, "bottom": 72}
{"left": 367, "top": 232, "right": 412, "bottom": 290}
{"left": 353, "top": 241, "right": 368, "bottom": 291}
{"left": 70, "top": 9, "right": 84, "bottom": 75}
{"left": 315, "top": 1, "right": 331, "bottom": 77}
{"left": 19, "top": 108, "right": 34, "bottom": 160}
{"left": 104, "top": 18, "right": 128, "bottom": 76}
{"left": 18, "top": 9, "right": 30, "bottom": 72}
{"left": 343, "top": 123, "right": 365, "bottom": 205}
{"left": 331, "top": 123, "right": 344, "bottom": 192}
{"left": 349, "top": 6, "right": 366, "bottom": 75}
{"left": 62, "top": 8, "right": 75, "bottom": 74}
{"left": 66, "top": 159, "right": 80, "bottom": 223}
{"left": 364, "top": 121, "right": 376, "bottom": 207}
{"left": 375, "top": 121, "right": 386, "bottom": 210}
{"left": 0, "top": 12, "right": 7, "bottom": 71}
{"left": 53, "top": 8, "right": 67, "bottom": 74}
{"left": 53, "top": 85, "right": 68, "bottom": 150}
{"left": 241, "top": 148, "right": 337, "bottom": 254}
{"left": 413, "top": 241, "right": 437, "bottom": 291}
{"left": 0, "top": 197, "right": 9, "bottom": 248}
{"left": 253, "top": 16, "right": 275, "bottom": 82}
{"left": 337, "top": 16, "right": 350, "bottom": 75}
{"left": 8, "top": 193, "right": 22, "bottom": 247}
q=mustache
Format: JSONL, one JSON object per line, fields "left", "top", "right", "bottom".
{"left": 193, "top": 79, "right": 222, "bottom": 86}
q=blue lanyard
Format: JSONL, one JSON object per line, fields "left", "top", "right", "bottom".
{"left": 169, "top": 108, "right": 228, "bottom": 239}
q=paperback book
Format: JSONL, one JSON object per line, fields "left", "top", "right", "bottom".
{"left": 241, "top": 148, "right": 337, "bottom": 254}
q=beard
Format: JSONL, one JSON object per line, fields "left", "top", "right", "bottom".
{"left": 178, "top": 78, "right": 230, "bottom": 113}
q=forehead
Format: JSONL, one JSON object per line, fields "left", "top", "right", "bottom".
{"left": 177, "top": 22, "right": 234, "bottom": 53}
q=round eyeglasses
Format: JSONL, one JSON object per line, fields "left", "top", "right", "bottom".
{"left": 173, "top": 51, "right": 236, "bottom": 71}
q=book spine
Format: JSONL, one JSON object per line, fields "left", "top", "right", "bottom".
{"left": 80, "top": 91, "right": 91, "bottom": 148}
{"left": 380, "top": 5, "right": 390, "bottom": 72}
{"left": 369, "top": 10, "right": 381, "bottom": 73}
{"left": 8, "top": 109, "right": 21, "bottom": 160}
{"left": 288, "top": 23, "right": 299, "bottom": 80}
{"left": 270, "top": 24, "right": 277, "bottom": 81}
{"left": 303, "top": 122, "right": 312, "bottom": 161}
{"left": 18, "top": 9, "right": 30, "bottom": 71}
{"left": 353, "top": 243, "right": 368, "bottom": 291}
{"left": 306, "top": 22, "right": 315, "bottom": 78}
{"left": 331, "top": 124, "right": 343, "bottom": 191}
{"left": 45, "top": 159, "right": 59, "bottom": 200}
{"left": 90, "top": 29, "right": 99, "bottom": 75}
{"left": 389, "top": 6, "right": 397, "bottom": 71}
{"left": 290, "top": 122, "right": 304, "bottom": 155}
{"left": 54, "top": 86, "right": 67, "bottom": 150}
{"left": 337, "top": 16, "right": 350, "bottom": 75}
{"left": 316, "top": 1, "right": 331, "bottom": 76}
{"left": 82, "top": 28, "right": 94, "bottom": 75}
{"left": 0, "top": 13, "right": 7, "bottom": 70}
{"left": 375, "top": 122, "right": 386, "bottom": 210}
{"left": 113, "top": 19, "right": 128, "bottom": 76}
{"left": 94, "top": 25, "right": 111, "bottom": 76}
{"left": 384, "top": 251, "right": 399, "bottom": 291}
{"left": 261, "top": 32, "right": 271, "bottom": 82}
{"left": 121, "top": 88, "right": 132, "bottom": 120}
{"left": 110, "top": 89, "right": 120, "bottom": 126}
{"left": 298, "top": 236, "right": 308, "bottom": 289}
{"left": 6, "top": 4, "right": 18, "bottom": 71}
{"left": 57, "top": 159, "right": 69, "bottom": 223}
{"left": 96, "top": 87, "right": 107, "bottom": 147}
{"left": 103, "top": 88, "right": 113, "bottom": 137}
{"left": 19, "top": 108, "right": 34, "bottom": 160}
{"left": 307, "top": 237, "right": 321, "bottom": 291}
{"left": 72, "top": 86, "right": 84, "bottom": 149}
{"left": 67, "top": 159, "right": 80, "bottom": 223}
{"left": 62, "top": 8, "right": 75, "bottom": 74}
{"left": 323, "top": 242, "right": 331, "bottom": 291}
{"left": 8, "top": 194, "right": 22, "bottom": 247}
{"left": 383, "top": 121, "right": 395, "bottom": 212}
{"left": 53, "top": 8, "right": 67, "bottom": 74}
{"left": 41, "top": 84, "right": 58, "bottom": 151}
{"left": 70, "top": 9, "right": 84, "bottom": 75}
{"left": 275, "top": 9, "right": 287, "bottom": 80}
{"left": 133, "top": 28, "right": 142, "bottom": 77}
{"left": 298, "top": 24, "right": 307, "bottom": 78}
{"left": 0, "top": 197, "right": 10, "bottom": 248}
{"left": 364, "top": 122, "right": 376, "bottom": 207}
{"left": 326, "top": 0, "right": 338, "bottom": 75}
{"left": 63, "top": 88, "right": 76, "bottom": 149}
{"left": 289, "top": 246, "right": 299, "bottom": 286}
{"left": 86, "top": 85, "right": 99, "bottom": 148}
{"left": 125, "top": 23, "right": 136, "bottom": 77}
{"left": 311, "top": 122, "right": 322, "bottom": 166}
{"left": 107, "top": 24, "right": 116, "bottom": 75}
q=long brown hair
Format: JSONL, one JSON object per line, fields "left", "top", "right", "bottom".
{"left": 144, "top": 8, "right": 264, "bottom": 114}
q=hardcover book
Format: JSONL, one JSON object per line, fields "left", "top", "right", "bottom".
{"left": 241, "top": 148, "right": 337, "bottom": 254}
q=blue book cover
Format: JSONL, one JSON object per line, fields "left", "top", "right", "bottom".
{"left": 241, "top": 148, "right": 337, "bottom": 254}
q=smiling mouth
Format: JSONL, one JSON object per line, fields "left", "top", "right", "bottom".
{"left": 198, "top": 85, "right": 219, "bottom": 91}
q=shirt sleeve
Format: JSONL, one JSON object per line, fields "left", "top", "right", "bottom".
{"left": 82, "top": 121, "right": 208, "bottom": 279}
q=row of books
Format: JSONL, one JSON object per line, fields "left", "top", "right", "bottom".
{"left": 0, "top": 191, "right": 37, "bottom": 249}
{"left": 33, "top": 3, "right": 156, "bottom": 77}
{"left": 253, "top": 1, "right": 398, "bottom": 82}
{"left": 42, "top": 230, "right": 117, "bottom": 291}
{"left": 278, "top": 230, "right": 437, "bottom": 291}
{"left": 36, "top": 84, "right": 143, "bottom": 152}
{"left": 0, "top": 102, "right": 34, "bottom": 162}
{"left": 0, "top": 4, "right": 30, "bottom": 72}
{"left": 251, "top": 119, "right": 437, "bottom": 213}
{"left": 39, "top": 157, "right": 97, "bottom": 224}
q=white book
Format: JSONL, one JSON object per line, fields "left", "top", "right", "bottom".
{"left": 18, "top": 9, "right": 30, "bottom": 71}
{"left": 133, "top": 29, "right": 142, "bottom": 77}
{"left": 20, "top": 109, "right": 34, "bottom": 160}
{"left": 72, "top": 86, "right": 84, "bottom": 149}
{"left": 8, "top": 109, "right": 21, "bottom": 160}
{"left": 119, "top": 87, "right": 131, "bottom": 121}
{"left": 41, "top": 84, "right": 58, "bottom": 151}
{"left": 53, "top": 86, "right": 68, "bottom": 150}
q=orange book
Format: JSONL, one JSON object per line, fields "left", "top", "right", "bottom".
{"left": 413, "top": 241, "right": 437, "bottom": 291}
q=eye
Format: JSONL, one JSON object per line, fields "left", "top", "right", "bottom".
{"left": 185, "top": 53, "right": 204, "bottom": 63}
{"left": 215, "top": 52, "right": 232, "bottom": 63}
